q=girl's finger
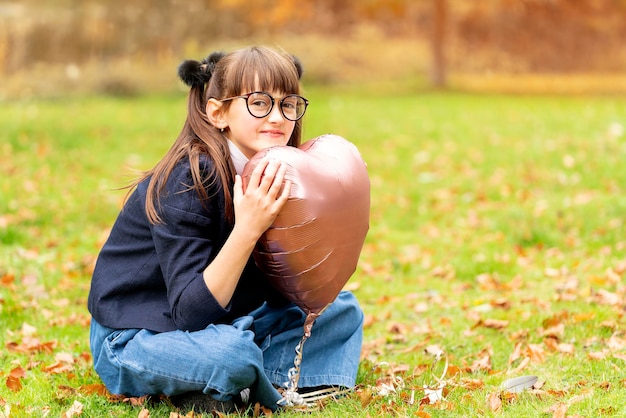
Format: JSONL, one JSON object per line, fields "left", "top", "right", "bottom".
{"left": 233, "top": 174, "right": 243, "bottom": 200}
{"left": 247, "top": 158, "right": 270, "bottom": 188}
{"left": 267, "top": 163, "right": 288, "bottom": 197}
{"left": 277, "top": 180, "right": 292, "bottom": 204}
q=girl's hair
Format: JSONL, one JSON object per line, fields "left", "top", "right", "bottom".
{"left": 133, "top": 45, "right": 304, "bottom": 225}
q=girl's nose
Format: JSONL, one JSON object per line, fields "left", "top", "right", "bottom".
{"left": 267, "top": 102, "right": 285, "bottom": 122}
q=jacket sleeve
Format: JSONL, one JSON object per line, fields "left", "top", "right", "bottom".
{"left": 150, "top": 159, "right": 233, "bottom": 331}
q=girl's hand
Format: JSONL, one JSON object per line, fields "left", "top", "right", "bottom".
{"left": 232, "top": 159, "right": 291, "bottom": 241}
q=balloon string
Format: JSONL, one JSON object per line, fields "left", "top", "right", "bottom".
{"left": 278, "top": 312, "right": 319, "bottom": 407}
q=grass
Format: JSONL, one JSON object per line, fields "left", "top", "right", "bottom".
{"left": 1, "top": 86, "right": 626, "bottom": 417}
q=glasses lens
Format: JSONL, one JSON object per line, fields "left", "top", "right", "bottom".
{"left": 246, "top": 93, "right": 273, "bottom": 118}
{"left": 281, "top": 95, "right": 307, "bottom": 121}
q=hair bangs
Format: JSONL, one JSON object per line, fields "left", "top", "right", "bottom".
{"left": 225, "top": 46, "right": 300, "bottom": 97}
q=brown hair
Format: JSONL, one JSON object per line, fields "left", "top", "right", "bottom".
{"left": 131, "top": 46, "right": 304, "bottom": 224}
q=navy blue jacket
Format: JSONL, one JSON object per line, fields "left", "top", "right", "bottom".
{"left": 87, "top": 156, "right": 287, "bottom": 333}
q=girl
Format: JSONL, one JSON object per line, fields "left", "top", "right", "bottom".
{"left": 87, "top": 46, "right": 364, "bottom": 413}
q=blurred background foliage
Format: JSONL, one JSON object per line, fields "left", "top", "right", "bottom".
{"left": 2, "top": 0, "right": 626, "bottom": 99}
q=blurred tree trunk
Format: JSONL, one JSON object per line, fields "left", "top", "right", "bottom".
{"left": 430, "top": 0, "right": 447, "bottom": 88}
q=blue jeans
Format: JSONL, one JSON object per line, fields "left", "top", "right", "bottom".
{"left": 89, "top": 291, "right": 363, "bottom": 410}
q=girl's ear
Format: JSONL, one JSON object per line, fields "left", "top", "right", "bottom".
{"left": 206, "top": 98, "right": 227, "bottom": 130}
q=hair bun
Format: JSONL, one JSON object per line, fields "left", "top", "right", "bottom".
{"left": 178, "top": 59, "right": 207, "bottom": 87}
{"left": 292, "top": 55, "right": 304, "bottom": 80}
{"left": 178, "top": 51, "right": 225, "bottom": 88}
{"left": 201, "top": 51, "right": 226, "bottom": 76}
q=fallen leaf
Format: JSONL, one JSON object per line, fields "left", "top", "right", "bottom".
{"left": 138, "top": 408, "right": 150, "bottom": 418}
{"left": 358, "top": 388, "right": 373, "bottom": 407}
{"left": 470, "top": 350, "right": 492, "bottom": 372}
{"left": 9, "top": 366, "right": 26, "bottom": 379}
{"left": 550, "top": 402, "right": 567, "bottom": 418}
{"left": 459, "top": 378, "right": 484, "bottom": 390}
{"left": 613, "top": 353, "right": 626, "bottom": 362}
{"left": 567, "top": 389, "right": 593, "bottom": 405}
{"left": 541, "top": 323, "right": 565, "bottom": 339}
{"left": 607, "top": 334, "right": 626, "bottom": 350}
{"left": 5, "top": 376, "right": 22, "bottom": 392}
{"left": 79, "top": 383, "right": 109, "bottom": 397}
{"left": 508, "top": 342, "right": 523, "bottom": 365}
{"left": 508, "top": 356, "right": 530, "bottom": 374}
{"left": 423, "top": 384, "right": 444, "bottom": 404}
{"left": 525, "top": 344, "right": 546, "bottom": 364}
{"left": 588, "top": 350, "right": 609, "bottom": 360}
{"left": 42, "top": 361, "right": 73, "bottom": 374}
{"left": 424, "top": 345, "right": 445, "bottom": 357}
{"left": 486, "top": 392, "right": 502, "bottom": 412}
{"left": 62, "top": 400, "right": 84, "bottom": 418}
{"left": 482, "top": 318, "right": 509, "bottom": 330}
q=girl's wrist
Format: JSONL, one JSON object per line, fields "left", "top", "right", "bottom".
{"left": 230, "top": 223, "right": 262, "bottom": 247}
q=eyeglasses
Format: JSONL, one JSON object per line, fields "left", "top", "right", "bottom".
{"left": 220, "top": 91, "right": 309, "bottom": 121}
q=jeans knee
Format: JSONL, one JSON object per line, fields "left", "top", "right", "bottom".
{"left": 206, "top": 328, "right": 265, "bottom": 386}
{"left": 336, "top": 291, "right": 364, "bottom": 327}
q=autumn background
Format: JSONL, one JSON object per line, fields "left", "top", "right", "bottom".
{"left": 2, "top": 0, "right": 626, "bottom": 417}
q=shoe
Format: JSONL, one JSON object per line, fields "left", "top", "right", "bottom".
{"left": 170, "top": 391, "right": 236, "bottom": 414}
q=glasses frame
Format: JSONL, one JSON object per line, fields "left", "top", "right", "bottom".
{"left": 220, "top": 91, "right": 309, "bottom": 121}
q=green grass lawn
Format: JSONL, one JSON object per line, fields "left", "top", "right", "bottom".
{"left": 1, "top": 87, "right": 626, "bottom": 417}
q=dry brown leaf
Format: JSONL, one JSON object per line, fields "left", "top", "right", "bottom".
{"left": 459, "top": 378, "right": 484, "bottom": 390}
{"left": 550, "top": 402, "right": 567, "bottom": 418}
{"left": 62, "top": 400, "right": 84, "bottom": 418}
{"left": 607, "top": 334, "right": 626, "bottom": 350}
{"left": 567, "top": 389, "right": 593, "bottom": 405}
{"left": 486, "top": 392, "right": 502, "bottom": 412}
{"left": 387, "top": 322, "right": 408, "bottom": 335}
{"left": 138, "top": 409, "right": 150, "bottom": 418}
{"left": 79, "top": 383, "right": 109, "bottom": 397}
{"left": 556, "top": 343, "right": 575, "bottom": 355}
{"left": 424, "top": 345, "right": 445, "bottom": 357}
{"left": 533, "top": 378, "right": 546, "bottom": 389}
{"left": 525, "top": 344, "right": 546, "bottom": 364}
{"left": 593, "top": 289, "right": 621, "bottom": 305}
{"left": 508, "top": 342, "right": 523, "bottom": 365}
{"left": 588, "top": 350, "right": 609, "bottom": 360}
{"left": 482, "top": 318, "right": 509, "bottom": 330}
{"left": 508, "top": 356, "right": 530, "bottom": 374}
{"left": 1, "top": 272, "right": 15, "bottom": 285}
{"left": 490, "top": 298, "right": 512, "bottom": 310}
{"left": 9, "top": 366, "right": 26, "bottom": 379}
{"left": 124, "top": 395, "right": 149, "bottom": 406}
{"left": 5, "top": 375, "right": 22, "bottom": 392}
{"left": 55, "top": 352, "right": 75, "bottom": 364}
{"left": 358, "top": 388, "right": 373, "bottom": 407}
{"left": 445, "top": 364, "right": 462, "bottom": 378}
{"left": 470, "top": 351, "right": 492, "bottom": 372}
{"left": 42, "top": 361, "right": 73, "bottom": 374}
{"left": 613, "top": 353, "right": 626, "bottom": 362}
{"left": 541, "top": 323, "right": 565, "bottom": 339}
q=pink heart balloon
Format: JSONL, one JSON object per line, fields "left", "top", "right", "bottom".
{"left": 242, "top": 134, "right": 370, "bottom": 316}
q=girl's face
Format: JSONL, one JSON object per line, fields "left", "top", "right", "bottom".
{"left": 222, "top": 90, "right": 296, "bottom": 159}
